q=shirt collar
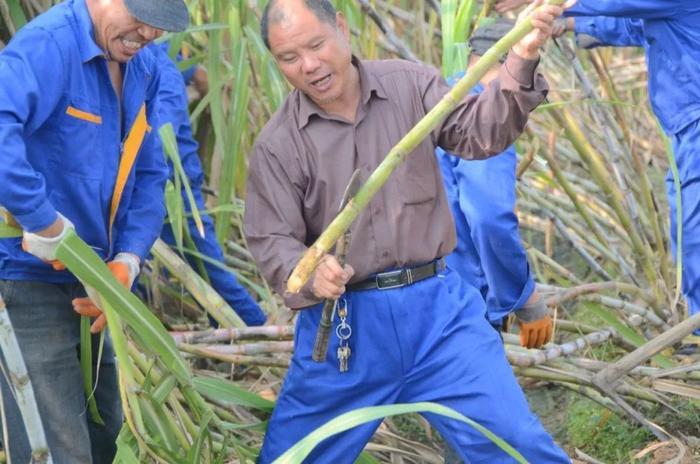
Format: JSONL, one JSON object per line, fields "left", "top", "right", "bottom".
{"left": 71, "top": 0, "right": 106, "bottom": 63}
{"left": 297, "top": 56, "right": 388, "bottom": 129}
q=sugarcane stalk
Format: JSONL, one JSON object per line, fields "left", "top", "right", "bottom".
{"left": 503, "top": 328, "right": 615, "bottom": 367}
{"left": 580, "top": 295, "right": 669, "bottom": 330}
{"left": 170, "top": 325, "right": 294, "bottom": 344}
{"left": 151, "top": 238, "right": 246, "bottom": 328}
{"left": 527, "top": 246, "right": 583, "bottom": 284}
{"left": 358, "top": 0, "right": 419, "bottom": 63}
{"left": 286, "top": 0, "right": 567, "bottom": 293}
{"left": 539, "top": 146, "right": 609, "bottom": 249}
{"left": 549, "top": 107, "right": 663, "bottom": 308}
{"left": 541, "top": 281, "right": 652, "bottom": 306}
{"left": 0, "top": 292, "right": 52, "bottom": 464}
{"left": 594, "top": 312, "right": 700, "bottom": 391}
{"left": 179, "top": 341, "right": 293, "bottom": 356}
{"left": 182, "top": 347, "right": 290, "bottom": 367}
{"left": 550, "top": 215, "right": 613, "bottom": 280}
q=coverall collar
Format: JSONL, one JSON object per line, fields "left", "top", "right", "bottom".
{"left": 296, "top": 55, "right": 388, "bottom": 129}
{"left": 71, "top": 0, "right": 107, "bottom": 63}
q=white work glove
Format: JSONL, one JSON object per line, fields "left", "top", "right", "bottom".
{"left": 22, "top": 213, "right": 75, "bottom": 270}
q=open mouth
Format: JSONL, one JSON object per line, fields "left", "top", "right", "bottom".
{"left": 120, "top": 37, "right": 143, "bottom": 51}
{"left": 310, "top": 74, "right": 332, "bottom": 89}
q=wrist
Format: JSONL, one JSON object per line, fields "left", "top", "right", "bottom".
{"left": 113, "top": 252, "right": 141, "bottom": 280}
{"left": 511, "top": 43, "right": 540, "bottom": 61}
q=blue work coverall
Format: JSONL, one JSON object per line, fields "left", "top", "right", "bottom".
{"left": 151, "top": 44, "right": 266, "bottom": 326}
{"left": 566, "top": 1, "right": 700, "bottom": 334}
{"left": 437, "top": 82, "right": 535, "bottom": 327}
{"left": 0, "top": 0, "right": 167, "bottom": 461}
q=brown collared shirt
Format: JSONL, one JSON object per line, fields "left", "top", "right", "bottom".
{"left": 244, "top": 53, "right": 548, "bottom": 308}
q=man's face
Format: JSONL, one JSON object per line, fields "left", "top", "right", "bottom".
{"left": 268, "top": 3, "right": 354, "bottom": 111}
{"left": 91, "top": 0, "right": 163, "bottom": 62}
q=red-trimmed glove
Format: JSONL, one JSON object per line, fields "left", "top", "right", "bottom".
{"left": 72, "top": 253, "right": 140, "bottom": 333}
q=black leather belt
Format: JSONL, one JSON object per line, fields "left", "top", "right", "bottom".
{"left": 347, "top": 258, "right": 445, "bottom": 291}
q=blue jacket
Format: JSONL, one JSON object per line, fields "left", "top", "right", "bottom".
{"left": 151, "top": 43, "right": 202, "bottom": 188}
{"left": 565, "top": 1, "right": 700, "bottom": 135}
{"left": 438, "top": 80, "right": 535, "bottom": 324}
{"left": 574, "top": 17, "right": 644, "bottom": 48}
{"left": 0, "top": 0, "right": 167, "bottom": 282}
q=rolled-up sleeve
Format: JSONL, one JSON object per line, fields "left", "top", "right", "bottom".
{"left": 244, "top": 141, "right": 318, "bottom": 309}
{"left": 426, "top": 52, "right": 548, "bottom": 160}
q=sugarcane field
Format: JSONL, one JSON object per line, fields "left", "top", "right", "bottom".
{"left": 1, "top": 0, "right": 700, "bottom": 463}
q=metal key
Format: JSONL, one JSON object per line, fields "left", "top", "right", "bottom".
{"left": 337, "top": 344, "right": 351, "bottom": 373}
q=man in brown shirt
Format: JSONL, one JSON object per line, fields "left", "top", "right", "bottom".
{"left": 245, "top": 0, "right": 571, "bottom": 462}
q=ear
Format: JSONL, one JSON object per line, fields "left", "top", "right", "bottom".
{"left": 336, "top": 11, "right": 350, "bottom": 40}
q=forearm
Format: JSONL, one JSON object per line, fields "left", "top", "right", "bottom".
{"left": 438, "top": 53, "right": 548, "bottom": 159}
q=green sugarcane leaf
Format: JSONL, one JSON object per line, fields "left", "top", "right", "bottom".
{"left": 186, "top": 410, "right": 214, "bottom": 463}
{"left": 273, "top": 402, "right": 526, "bottom": 464}
{"left": 355, "top": 452, "right": 381, "bottom": 464}
{"left": 164, "top": 180, "right": 185, "bottom": 251}
{"left": 80, "top": 319, "right": 105, "bottom": 425}
{"left": 114, "top": 425, "right": 142, "bottom": 464}
{"left": 440, "top": 0, "right": 457, "bottom": 77}
{"left": 55, "top": 231, "right": 192, "bottom": 384}
{"left": 193, "top": 376, "right": 274, "bottom": 412}
{"left": 0, "top": 221, "right": 21, "bottom": 238}
{"left": 151, "top": 374, "right": 177, "bottom": 406}
{"left": 160, "top": 123, "right": 206, "bottom": 239}
{"left": 139, "top": 396, "right": 180, "bottom": 452}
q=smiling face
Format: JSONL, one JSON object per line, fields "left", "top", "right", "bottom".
{"left": 267, "top": 1, "right": 358, "bottom": 115}
{"left": 87, "top": 0, "right": 163, "bottom": 62}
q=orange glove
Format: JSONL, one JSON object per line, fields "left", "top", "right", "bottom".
{"left": 518, "top": 315, "right": 553, "bottom": 349}
{"left": 73, "top": 253, "right": 139, "bottom": 333}
{"left": 515, "top": 296, "right": 553, "bottom": 349}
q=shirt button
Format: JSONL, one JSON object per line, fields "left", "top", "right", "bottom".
{"left": 382, "top": 251, "right": 389, "bottom": 258}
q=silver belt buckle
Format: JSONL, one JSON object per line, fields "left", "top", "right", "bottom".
{"left": 376, "top": 269, "right": 405, "bottom": 290}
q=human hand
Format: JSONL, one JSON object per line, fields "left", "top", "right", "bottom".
{"left": 515, "top": 293, "right": 553, "bottom": 348}
{"left": 511, "top": 0, "right": 575, "bottom": 60}
{"left": 311, "top": 254, "right": 354, "bottom": 300}
{"left": 21, "top": 213, "right": 75, "bottom": 270}
{"left": 73, "top": 253, "right": 140, "bottom": 333}
{"left": 552, "top": 17, "right": 574, "bottom": 38}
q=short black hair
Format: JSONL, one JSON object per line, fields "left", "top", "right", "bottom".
{"left": 261, "top": 0, "right": 337, "bottom": 50}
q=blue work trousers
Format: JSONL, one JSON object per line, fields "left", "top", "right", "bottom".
{"left": 257, "top": 268, "right": 569, "bottom": 463}
{"left": 667, "top": 119, "right": 700, "bottom": 335}
{"left": 0, "top": 281, "right": 122, "bottom": 464}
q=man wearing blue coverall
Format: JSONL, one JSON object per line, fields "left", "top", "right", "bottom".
{"left": 564, "top": 2, "right": 700, "bottom": 351}
{"left": 0, "top": 0, "right": 188, "bottom": 462}
{"left": 151, "top": 43, "right": 267, "bottom": 326}
{"left": 500, "top": 0, "right": 700, "bottom": 352}
{"left": 440, "top": 20, "right": 554, "bottom": 464}
{"left": 438, "top": 19, "right": 553, "bottom": 349}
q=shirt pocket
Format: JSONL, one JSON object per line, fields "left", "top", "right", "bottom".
{"left": 54, "top": 97, "right": 103, "bottom": 179}
{"left": 396, "top": 141, "right": 438, "bottom": 205}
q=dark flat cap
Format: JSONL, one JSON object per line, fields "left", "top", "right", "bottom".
{"left": 124, "top": 0, "right": 189, "bottom": 32}
{"left": 469, "top": 18, "right": 515, "bottom": 57}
